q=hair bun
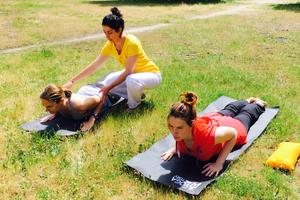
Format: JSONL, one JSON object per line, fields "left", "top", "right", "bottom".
{"left": 111, "top": 7, "right": 123, "bottom": 18}
{"left": 179, "top": 92, "right": 198, "bottom": 106}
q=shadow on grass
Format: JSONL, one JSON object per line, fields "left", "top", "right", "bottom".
{"left": 85, "top": 0, "right": 227, "bottom": 6}
{"left": 30, "top": 129, "right": 85, "bottom": 140}
{"left": 109, "top": 99, "right": 155, "bottom": 118}
{"left": 271, "top": 3, "right": 300, "bottom": 12}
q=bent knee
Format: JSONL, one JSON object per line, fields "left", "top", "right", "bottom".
{"left": 126, "top": 75, "right": 141, "bottom": 87}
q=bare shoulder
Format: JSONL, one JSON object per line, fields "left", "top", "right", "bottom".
{"left": 71, "top": 94, "right": 100, "bottom": 111}
{"left": 69, "top": 94, "right": 83, "bottom": 109}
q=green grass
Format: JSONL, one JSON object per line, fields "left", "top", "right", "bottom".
{"left": 0, "top": 0, "right": 300, "bottom": 199}
{"left": 215, "top": 169, "right": 291, "bottom": 199}
{"left": 0, "top": 0, "right": 235, "bottom": 49}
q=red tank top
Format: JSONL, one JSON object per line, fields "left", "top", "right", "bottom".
{"left": 176, "top": 112, "right": 247, "bottom": 161}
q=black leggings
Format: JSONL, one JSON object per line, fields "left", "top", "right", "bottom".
{"left": 218, "top": 100, "right": 265, "bottom": 132}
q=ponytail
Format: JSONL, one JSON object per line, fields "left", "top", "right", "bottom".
{"left": 40, "top": 84, "right": 72, "bottom": 104}
{"left": 63, "top": 89, "right": 72, "bottom": 99}
{"left": 168, "top": 92, "right": 198, "bottom": 126}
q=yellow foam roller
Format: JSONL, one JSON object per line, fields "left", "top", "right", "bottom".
{"left": 266, "top": 142, "right": 300, "bottom": 171}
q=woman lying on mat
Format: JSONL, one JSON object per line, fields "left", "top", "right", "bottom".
{"left": 63, "top": 7, "right": 161, "bottom": 113}
{"left": 40, "top": 83, "right": 114, "bottom": 131}
{"left": 161, "top": 92, "right": 267, "bottom": 177}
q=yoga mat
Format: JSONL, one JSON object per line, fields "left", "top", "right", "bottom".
{"left": 125, "top": 96, "right": 279, "bottom": 195}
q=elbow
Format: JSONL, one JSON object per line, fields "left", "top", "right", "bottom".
{"left": 230, "top": 129, "right": 238, "bottom": 142}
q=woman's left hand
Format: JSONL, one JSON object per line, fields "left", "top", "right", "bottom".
{"left": 202, "top": 162, "right": 223, "bottom": 177}
{"left": 80, "top": 118, "right": 95, "bottom": 131}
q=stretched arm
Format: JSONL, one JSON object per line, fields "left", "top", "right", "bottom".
{"left": 202, "top": 126, "right": 237, "bottom": 177}
{"left": 100, "top": 55, "right": 138, "bottom": 98}
{"left": 64, "top": 54, "right": 109, "bottom": 89}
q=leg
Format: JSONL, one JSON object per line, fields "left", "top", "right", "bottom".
{"left": 234, "top": 103, "right": 265, "bottom": 132}
{"left": 218, "top": 100, "right": 249, "bottom": 117}
{"left": 96, "top": 70, "right": 124, "bottom": 86}
{"left": 126, "top": 72, "right": 162, "bottom": 109}
{"left": 96, "top": 70, "right": 128, "bottom": 99}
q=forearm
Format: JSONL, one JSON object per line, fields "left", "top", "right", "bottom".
{"left": 93, "top": 101, "right": 104, "bottom": 117}
{"left": 215, "top": 137, "right": 237, "bottom": 165}
{"left": 87, "top": 100, "right": 104, "bottom": 123}
{"left": 106, "top": 70, "right": 130, "bottom": 91}
{"left": 105, "top": 55, "right": 137, "bottom": 91}
{"left": 70, "top": 61, "right": 99, "bottom": 83}
{"left": 69, "top": 55, "right": 107, "bottom": 84}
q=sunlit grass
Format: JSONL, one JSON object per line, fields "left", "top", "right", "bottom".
{"left": 0, "top": 0, "right": 299, "bottom": 199}
{"left": 0, "top": 0, "right": 237, "bottom": 49}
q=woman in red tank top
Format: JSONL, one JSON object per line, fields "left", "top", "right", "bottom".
{"left": 161, "top": 92, "right": 266, "bottom": 177}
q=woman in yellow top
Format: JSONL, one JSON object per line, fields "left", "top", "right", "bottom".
{"left": 64, "top": 7, "right": 161, "bottom": 112}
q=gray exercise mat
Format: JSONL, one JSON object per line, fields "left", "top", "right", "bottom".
{"left": 20, "top": 103, "right": 112, "bottom": 136}
{"left": 20, "top": 111, "right": 104, "bottom": 136}
{"left": 125, "top": 96, "right": 279, "bottom": 195}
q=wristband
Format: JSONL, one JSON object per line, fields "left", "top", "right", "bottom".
{"left": 92, "top": 113, "right": 99, "bottom": 120}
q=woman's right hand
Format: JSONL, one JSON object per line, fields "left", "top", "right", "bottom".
{"left": 63, "top": 80, "right": 73, "bottom": 89}
{"left": 99, "top": 86, "right": 110, "bottom": 104}
{"left": 40, "top": 113, "right": 56, "bottom": 123}
{"left": 161, "top": 147, "right": 178, "bottom": 161}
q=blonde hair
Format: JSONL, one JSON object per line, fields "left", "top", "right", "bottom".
{"left": 168, "top": 92, "right": 198, "bottom": 126}
{"left": 40, "top": 84, "right": 72, "bottom": 104}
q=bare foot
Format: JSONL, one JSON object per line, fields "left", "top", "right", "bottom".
{"left": 254, "top": 97, "right": 268, "bottom": 107}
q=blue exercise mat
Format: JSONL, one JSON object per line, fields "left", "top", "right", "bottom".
{"left": 125, "top": 96, "right": 279, "bottom": 195}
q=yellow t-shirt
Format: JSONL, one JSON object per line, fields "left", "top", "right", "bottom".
{"left": 100, "top": 34, "right": 160, "bottom": 73}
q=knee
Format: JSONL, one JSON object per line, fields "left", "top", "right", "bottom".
{"left": 126, "top": 75, "right": 140, "bottom": 87}
{"left": 126, "top": 75, "right": 142, "bottom": 90}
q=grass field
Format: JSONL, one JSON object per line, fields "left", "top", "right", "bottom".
{"left": 0, "top": 0, "right": 235, "bottom": 49}
{"left": 0, "top": 0, "right": 299, "bottom": 199}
